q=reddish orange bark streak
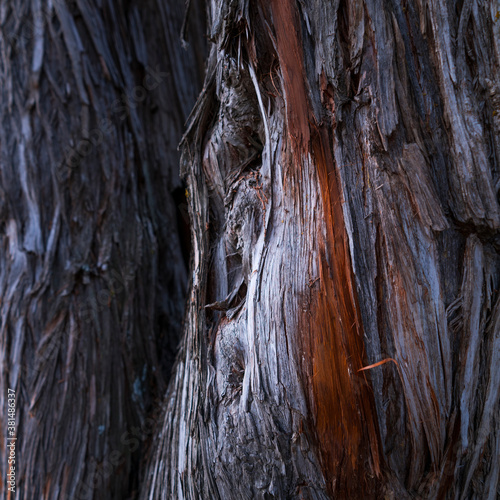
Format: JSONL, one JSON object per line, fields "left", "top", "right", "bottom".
{"left": 269, "top": 0, "right": 311, "bottom": 155}
{"left": 268, "top": 0, "right": 382, "bottom": 495}
{"left": 311, "top": 130, "right": 381, "bottom": 495}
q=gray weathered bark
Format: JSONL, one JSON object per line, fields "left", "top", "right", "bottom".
{"left": 141, "top": 1, "right": 500, "bottom": 499}
{"left": 1, "top": 0, "right": 499, "bottom": 499}
{"left": 0, "top": 1, "right": 204, "bottom": 498}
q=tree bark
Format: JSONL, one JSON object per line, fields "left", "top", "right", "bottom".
{"left": 0, "top": 1, "right": 204, "bottom": 499}
{"left": 2, "top": 0, "right": 499, "bottom": 499}
{"left": 141, "top": 1, "right": 500, "bottom": 499}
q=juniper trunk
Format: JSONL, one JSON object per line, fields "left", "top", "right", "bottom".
{"left": 141, "top": 1, "right": 500, "bottom": 499}
{"left": 0, "top": 1, "right": 204, "bottom": 499}
{"left": 1, "top": 0, "right": 499, "bottom": 500}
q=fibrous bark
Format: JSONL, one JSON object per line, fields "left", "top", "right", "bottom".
{"left": 142, "top": 1, "right": 500, "bottom": 499}
{"left": 0, "top": 1, "right": 204, "bottom": 498}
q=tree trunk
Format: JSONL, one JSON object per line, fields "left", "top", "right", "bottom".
{"left": 141, "top": 1, "right": 500, "bottom": 499}
{"left": 2, "top": 0, "right": 499, "bottom": 499}
{"left": 0, "top": 1, "right": 204, "bottom": 499}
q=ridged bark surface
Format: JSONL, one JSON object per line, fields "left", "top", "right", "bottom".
{"left": 141, "top": 1, "right": 500, "bottom": 499}
{"left": 1, "top": 1, "right": 499, "bottom": 499}
{"left": 0, "top": 1, "right": 204, "bottom": 498}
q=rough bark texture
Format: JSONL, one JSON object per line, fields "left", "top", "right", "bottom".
{"left": 0, "top": 1, "right": 204, "bottom": 498}
{"left": 141, "top": 1, "right": 500, "bottom": 499}
{"left": 1, "top": 0, "right": 499, "bottom": 499}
